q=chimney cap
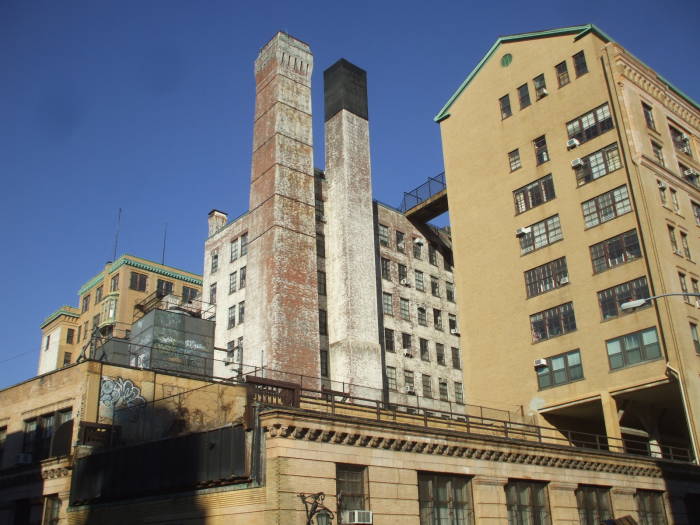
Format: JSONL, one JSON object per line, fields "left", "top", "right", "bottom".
{"left": 208, "top": 209, "right": 228, "bottom": 218}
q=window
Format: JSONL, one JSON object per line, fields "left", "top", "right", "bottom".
{"left": 315, "top": 196, "right": 324, "bottom": 220}
{"left": 209, "top": 283, "right": 217, "bottom": 305}
{"left": 514, "top": 174, "right": 555, "bottom": 214}
{"left": 446, "top": 282, "right": 455, "bottom": 302}
{"left": 573, "top": 50, "right": 588, "bottom": 76}
{"left": 384, "top": 328, "right": 395, "bottom": 352}
{"left": 211, "top": 249, "right": 219, "bottom": 273}
{"left": 436, "top": 343, "right": 445, "bottom": 366}
{"left": 130, "top": 271, "right": 147, "bottom": 292}
{"left": 238, "top": 301, "right": 245, "bottom": 324}
{"left": 518, "top": 84, "right": 531, "bottom": 109}
{"left": 438, "top": 380, "right": 449, "bottom": 401}
{"left": 668, "top": 225, "right": 679, "bottom": 254}
{"left": 92, "top": 314, "right": 100, "bottom": 328}
{"left": 320, "top": 348, "right": 328, "bottom": 377}
{"left": 183, "top": 286, "right": 198, "bottom": 303}
{"left": 651, "top": 141, "right": 665, "bottom": 166}
{"left": 421, "top": 374, "right": 432, "bottom": 398}
{"left": 319, "top": 309, "right": 327, "bottom": 335}
{"left": 402, "top": 333, "right": 412, "bottom": 350}
{"left": 433, "top": 309, "right": 443, "bottom": 330}
{"left": 396, "top": 231, "right": 405, "bottom": 252}
{"left": 575, "top": 142, "right": 622, "bottom": 186}
{"left": 227, "top": 306, "right": 236, "bottom": 329}
{"left": 536, "top": 349, "right": 583, "bottom": 389}
{"left": 66, "top": 328, "right": 74, "bottom": 344}
{"left": 636, "top": 490, "right": 668, "bottom": 525}
{"left": 448, "top": 314, "right": 457, "bottom": 333}
{"left": 520, "top": 215, "right": 563, "bottom": 255}
{"left": 318, "top": 271, "right": 326, "bottom": 295}
{"left": 454, "top": 382, "right": 464, "bottom": 404}
{"left": 43, "top": 494, "right": 61, "bottom": 525}
{"left": 418, "top": 472, "right": 475, "bottom": 525}
{"left": 82, "top": 294, "right": 90, "bottom": 312}
{"left": 431, "top": 276, "right": 440, "bottom": 297}
{"left": 533, "top": 74, "right": 547, "bottom": 99}
{"left": 679, "top": 273, "right": 690, "bottom": 303}
{"left": 429, "top": 245, "right": 438, "bottom": 266}
{"left": 505, "top": 481, "right": 550, "bottom": 525}
{"left": 378, "top": 224, "right": 389, "bottom": 247}
{"left": 382, "top": 293, "right": 393, "bottom": 315}
{"left": 681, "top": 232, "right": 691, "bottom": 259}
{"left": 525, "top": 257, "right": 568, "bottom": 298}
{"left": 95, "top": 285, "right": 103, "bottom": 303}
{"left": 413, "top": 239, "right": 423, "bottom": 259}
{"left": 670, "top": 188, "right": 681, "bottom": 212}
{"left": 659, "top": 181, "right": 667, "bottom": 204}
{"left": 670, "top": 124, "right": 692, "bottom": 157}
{"left": 157, "top": 279, "right": 173, "bottom": 296}
{"left": 598, "top": 276, "right": 650, "bottom": 319}
{"left": 642, "top": 102, "right": 656, "bottom": 130}
{"left": 229, "top": 271, "right": 238, "bottom": 294}
{"left": 582, "top": 185, "right": 632, "bottom": 228}
{"left": 555, "top": 61, "right": 570, "bottom": 87}
{"left": 509, "top": 149, "right": 521, "bottom": 171}
{"left": 415, "top": 270, "right": 425, "bottom": 291}
{"left": 404, "top": 370, "right": 415, "bottom": 389}
{"left": 420, "top": 338, "right": 430, "bottom": 361}
{"left": 400, "top": 298, "right": 410, "bottom": 320}
{"left": 576, "top": 485, "right": 613, "bottom": 525}
{"left": 44, "top": 334, "right": 51, "bottom": 351}
{"left": 62, "top": 352, "right": 72, "bottom": 366}
{"left": 567, "top": 103, "right": 613, "bottom": 145}
{"left": 533, "top": 135, "right": 549, "bottom": 164}
{"left": 590, "top": 229, "right": 642, "bottom": 273}
{"left": 110, "top": 274, "right": 119, "bottom": 292}
{"left": 317, "top": 233, "right": 325, "bottom": 257}
{"left": 230, "top": 238, "right": 239, "bottom": 261}
{"left": 23, "top": 409, "right": 72, "bottom": 461}
{"left": 451, "top": 347, "right": 461, "bottom": 369}
{"left": 398, "top": 263, "right": 408, "bottom": 283}
{"left": 417, "top": 306, "right": 428, "bottom": 326}
{"left": 500, "top": 94, "right": 512, "bottom": 119}
{"left": 530, "top": 302, "right": 576, "bottom": 342}
{"left": 336, "top": 464, "right": 368, "bottom": 511}
{"left": 386, "top": 366, "right": 397, "bottom": 390}
{"left": 607, "top": 327, "right": 661, "bottom": 370}
{"left": 240, "top": 233, "right": 248, "bottom": 255}
{"left": 381, "top": 257, "right": 391, "bottom": 280}
{"left": 239, "top": 266, "right": 247, "bottom": 288}
{"left": 693, "top": 202, "right": 700, "bottom": 226}
{"left": 690, "top": 323, "right": 700, "bottom": 354}
{"left": 692, "top": 277, "right": 699, "bottom": 296}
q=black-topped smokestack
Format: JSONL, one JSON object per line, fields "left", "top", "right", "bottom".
{"left": 324, "top": 59, "right": 368, "bottom": 121}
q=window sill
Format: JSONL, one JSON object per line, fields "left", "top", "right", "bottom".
{"left": 608, "top": 356, "right": 663, "bottom": 373}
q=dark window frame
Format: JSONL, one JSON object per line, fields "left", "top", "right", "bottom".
{"left": 566, "top": 103, "right": 613, "bottom": 145}
{"left": 524, "top": 257, "right": 569, "bottom": 298}
{"left": 582, "top": 185, "right": 632, "bottom": 228}
{"left": 575, "top": 142, "right": 623, "bottom": 186}
{"left": 536, "top": 349, "right": 583, "bottom": 390}
{"left": 514, "top": 174, "right": 555, "bottom": 214}
{"left": 598, "top": 276, "right": 650, "bottom": 320}
{"left": 530, "top": 302, "right": 576, "bottom": 342}
{"left": 590, "top": 229, "right": 642, "bottom": 274}
{"left": 606, "top": 326, "right": 661, "bottom": 370}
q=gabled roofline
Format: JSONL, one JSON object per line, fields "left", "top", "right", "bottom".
{"left": 434, "top": 25, "right": 607, "bottom": 123}
{"left": 434, "top": 24, "right": 699, "bottom": 122}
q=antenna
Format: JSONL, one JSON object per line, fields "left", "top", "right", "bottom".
{"left": 161, "top": 223, "right": 168, "bottom": 265}
{"left": 112, "top": 208, "right": 122, "bottom": 261}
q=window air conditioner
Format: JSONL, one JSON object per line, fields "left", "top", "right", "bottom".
{"left": 533, "top": 359, "right": 548, "bottom": 369}
{"left": 404, "top": 351, "right": 414, "bottom": 358}
{"left": 684, "top": 168, "right": 699, "bottom": 178}
{"left": 414, "top": 238, "right": 424, "bottom": 246}
{"left": 571, "top": 158, "right": 584, "bottom": 169}
{"left": 400, "top": 278, "right": 410, "bottom": 286}
{"left": 16, "top": 453, "right": 33, "bottom": 465}
{"left": 559, "top": 275, "right": 569, "bottom": 285}
{"left": 680, "top": 144, "right": 692, "bottom": 154}
{"left": 404, "top": 385, "right": 416, "bottom": 394}
{"left": 450, "top": 328, "right": 460, "bottom": 336}
{"left": 566, "top": 138, "right": 580, "bottom": 149}
{"left": 343, "top": 510, "right": 373, "bottom": 524}
{"left": 537, "top": 87, "right": 548, "bottom": 98}
{"left": 657, "top": 180, "right": 667, "bottom": 189}
{"left": 680, "top": 132, "right": 690, "bottom": 142}
{"left": 515, "top": 226, "right": 532, "bottom": 238}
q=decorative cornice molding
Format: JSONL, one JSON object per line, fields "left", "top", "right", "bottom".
{"left": 41, "top": 466, "right": 71, "bottom": 480}
{"left": 263, "top": 421, "right": 664, "bottom": 479}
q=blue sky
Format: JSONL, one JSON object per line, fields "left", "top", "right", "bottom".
{"left": 1, "top": 0, "right": 698, "bottom": 389}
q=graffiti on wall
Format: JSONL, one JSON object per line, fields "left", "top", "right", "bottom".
{"left": 99, "top": 377, "right": 146, "bottom": 423}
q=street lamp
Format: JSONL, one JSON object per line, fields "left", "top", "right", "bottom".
{"left": 620, "top": 292, "right": 700, "bottom": 311}
{"left": 298, "top": 492, "right": 335, "bottom": 525}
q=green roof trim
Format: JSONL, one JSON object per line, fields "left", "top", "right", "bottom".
{"left": 41, "top": 307, "right": 80, "bottom": 329}
{"left": 434, "top": 24, "right": 699, "bottom": 123}
{"left": 77, "top": 255, "right": 202, "bottom": 296}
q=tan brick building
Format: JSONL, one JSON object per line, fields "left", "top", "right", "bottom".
{"left": 39, "top": 255, "right": 202, "bottom": 374}
{"left": 436, "top": 25, "right": 700, "bottom": 461}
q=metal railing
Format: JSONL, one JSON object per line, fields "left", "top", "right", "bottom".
{"left": 400, "top": 172, "right": 446, "bottom": 212}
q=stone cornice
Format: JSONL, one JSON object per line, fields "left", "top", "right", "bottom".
{"left": 615, "top": 54, "right": 700, "bottom": 131}
{"left": 259, "top": 409, "right": 698, "bottom": 480}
